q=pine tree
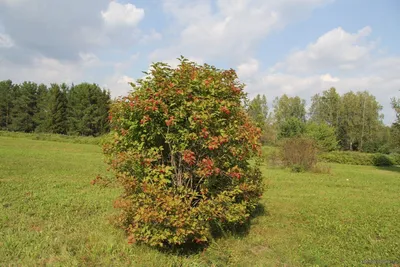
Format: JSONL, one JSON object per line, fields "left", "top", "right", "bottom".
{"left": 10, "top": 81, "right": 38, "bottom": 132}
{"left": 48, "top": 83, "right": 68, "bottom": 134}
{"left": 67, "top": 83, "right": 110, "bottom": 136}
{"left": 0, "top": 80, "right": 16, "bottom": 130}
{"left": 33, "top": 84, "right": 49, "bottom": 132}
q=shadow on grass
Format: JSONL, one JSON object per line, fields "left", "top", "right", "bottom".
{"left": 210, "top": 203, "right": 269, "bottom": 239}
{"left": 376, "top": 165, "right": 400, "bottom": 174}
{"left": 156, "top": 203, "right": 269, "bottom": 256}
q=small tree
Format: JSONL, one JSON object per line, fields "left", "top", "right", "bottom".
{"left": 103, "top": 57, "right": 263, "bottom": 247}
{"left": 305, "top": 122, "right": 338, "bottom": 152}
{"left": 247, "top": 94, "right": 276, "bottom": 144}
{"left": 278, "top": 117, "right": 305, "bottom": 139}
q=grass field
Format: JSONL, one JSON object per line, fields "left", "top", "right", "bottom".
{"left": 1, "top": 135, "right": 399, "bottom": 266}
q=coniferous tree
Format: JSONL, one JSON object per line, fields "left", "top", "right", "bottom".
{"left": 67, "top": 83, "right": 110, "bottom": 136}
{"left": 33, "top": 84, "right": 49, "bottom": 132}
{"left": 0, "top": 80, "right": 16, "bottom": 130}
{"left": 48, "top": 83, "right": 68, "bottom": 134}
{"left": 92, "top": 88, "right": 110, "bottom": 135}
{"left": 10, "top": 81, "right": 38, "bottom": 132}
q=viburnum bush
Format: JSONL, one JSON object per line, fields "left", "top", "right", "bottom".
{"left": 103, "top": 57, "right": 263, "bottom": 247}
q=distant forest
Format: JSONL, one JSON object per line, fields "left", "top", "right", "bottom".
{"left": 246, "top": 88, "right": 399, "bottom": 153}
{"left": 1, "top": 80, "right": 399, "bottom": 153}
{"left": 0, "top": 80, "right": 110, "bottom": 136}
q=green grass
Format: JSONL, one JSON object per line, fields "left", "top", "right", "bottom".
{"left": 0, "top": 130, "right": 102, "bottom": 145}
{"left": 1, "top": 136, "right": 399, "bottom": 266}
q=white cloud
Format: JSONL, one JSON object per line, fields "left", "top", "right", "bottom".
{"left": 140, "top": 29, "right": 162, "bottom": 44}
{"left": 118, "top": 75, "right": 135, "bottom": 84}
{"left": 0, "top": 33, "right": 14, "bottom": 48}
{"left": 0, "top": 0, "right": 152, "bottom": 100}
{"left": 275, "top": 26, "right": 375, "bottom": 73}
{"left": 103, "top": 74, "right": 135, "bottom": 98}
{"left": 0, "top": 0, "right": 27, "bottom": 6}
{"left": 160, "top": 57, "right": 204, "bottom": 69}
{"left": 0, "top": 56, "right": 83, "bottom": 85}
{"left": 114, "top": 53, "right": 140, "bottom": 72}
{"left": 320, "top": 73, "right": 339, "bottom": 82}
{"left": 101, "top": 1, "right": 144, "bottom": 27}
{"left": 152, "top": 0, "right": 332, "bottom": 63}
{"left": 79, "top": 52, "right": 100, "bottom": 67}
{"left": 237, "top": 58, "right": 259, "bottom": 79}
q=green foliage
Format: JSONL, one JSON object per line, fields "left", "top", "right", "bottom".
{"left": 247, "top": 94, "right": 276, "bottom": 144}
{"left": 363, "top": 141, "right": 391, "bottom": 154}
{"left": 309, "top": 87, "right": 341, "bottom": 129}
{"left": 67, "top": 83, "right": 110, "bottom": 136}
{"left": 391, "top": 97, "right": 400, "bottom": 123}
{"left": 280, "top": 137, "right": 318, "bottom": 172}
{"left": 33, "top": 84, "right": 50, "bottom": 132}
{"left": 0, "top": 80, "right": 110, "bottom": 136}
{"left": 247, "top": 94, "right": 268, "bottom": 129}
{"left": 278, "top": 117, "right": 305, "bottom": 139}
{"left": 10, "top": 81, "right": 39, "bottom": 132}
{"left": 391, "top": 97, "right": 400, "bottom": 151}
{"left": 103, "top": 57, "right": 263, "bottom": 247}
{"left": 305, "top": 122, "right": 338, "bottom": 152}
{"left": 362, "top": 125, "right": 392, "bottom": 154}
{"left": 273, "top": 95, "right": 306, "bottom": 140}
{"left": 273, "top": 94, "right": 306, "bottom": 123}
{"left": 320, "top": 151, "right": 374, "bottom": 165}
{"left": 320, "top": 151, "right": 396, "bottom": 166}
{"left": 0, "top": 80, "right": 16, "bottom": 129}
{"left": 310, "top": 88, "right": 386, "bottom": 152}
{"left": 48, "top": 84, "right": 68, "bottom": 134}
{"left": 389, "top": 153, "right": 400, "bottom": 165}
{"left": 372, "top": 153, "right": 394, "bottom": 167}
{"left": 338, "top": 91, "right": 383, "bottom": 151}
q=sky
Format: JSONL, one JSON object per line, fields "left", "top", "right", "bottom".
{"left": 0, "top": 0, "right": 399, "bottom": 124}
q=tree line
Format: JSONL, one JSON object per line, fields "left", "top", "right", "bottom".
{"left": 247, "top": 87, "right": 400, "bottom": 153}
{"left": 1, "top": 79, "right": 398, "bottom": 153}
{"left": 0, "top": 80, "right": 110, "bottom": 136}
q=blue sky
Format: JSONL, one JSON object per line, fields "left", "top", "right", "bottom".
{"left": 0, "top": 0, "right": 399, "bottom": 124}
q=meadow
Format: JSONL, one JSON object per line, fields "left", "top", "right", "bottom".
{"left": 0, "top": 135, "right": 399, "bottom": 266}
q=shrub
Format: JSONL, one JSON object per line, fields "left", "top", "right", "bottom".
{"left": 280, "top": 137, "right": 318, "bottom": 172}
{"left": 320, "top": 151, "right": 397, "bottom": 166}
{"left": 372, "top": 153, "right": 394, "bottom": 166}
{"left": 305, "top": 122, "right": 338, "bottom": 152}
{"left": 102, "top": 58, "right": 263, "bottom": 247}
{"left": 363, "top": 141, "right": 391, "bottom": 154}
{"left": 319, "top": 151, "right": 374, "bottom": 165}
{"left": 390, "top": 153, "right": 400, "bottom": 165}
